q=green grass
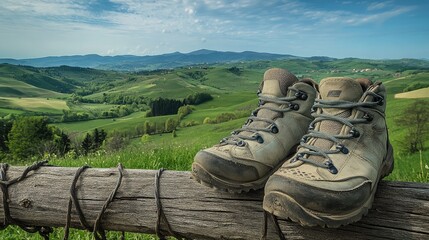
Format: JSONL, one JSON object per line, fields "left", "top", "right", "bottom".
{"left": 54, "top": 91, "right": 257, "bottom": 134}
{"left": 86, "top": 67, "right": 262, "bottom": 101}
{"left": 0, "top": 226, "right": 158, "bottom": 240}
{"left": 54, "top": 111, "right": 172, "bottom": 133}
{"left": 0, "top": 76, "right": 65, "bottom": 98}
{"left": 1, "top": 60, "right": 429, "bottom": 239}
{"left": 183, "top": 92, "right": 256, "bottom": 123}
{"left": 0, "top": 107, "right": 25, "bottom": 117}
{"left": 68, "top": 102, "right": 121, "bottom": 117}
{"left": 38, "top": 68, "right": 429, "bottom": 185}
{"left": 0, "top": 97, "right": 69, "bottom": 114}
{"left": 386, "top": 150, "right": 429, "bottom": 182}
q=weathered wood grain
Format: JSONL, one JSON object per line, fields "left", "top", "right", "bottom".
{"left": 0, "top": 166, "right": 428, "bottom": 239}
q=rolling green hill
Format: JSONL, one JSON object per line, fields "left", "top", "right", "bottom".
{"left": 1, "top": 58, "right": 428, "bottom": 124}
{"left": 0, "top": 59, "right": 428, "bottom": 195}
{"left": 1, "top": 55, "right": 429, "bottom": 239}
{"left": 0, "top": 75, "right": 65, "bottom": 98}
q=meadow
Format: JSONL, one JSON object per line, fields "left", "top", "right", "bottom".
{"left": 0, "top": 59, "right": 428, "bottom": 239}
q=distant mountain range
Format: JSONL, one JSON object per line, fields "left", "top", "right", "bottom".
{"left": 0, "top": 49, "right": 334, "bottom": 71}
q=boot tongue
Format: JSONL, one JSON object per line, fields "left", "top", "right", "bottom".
{"left": 319, "top": 77, "right": 363, "bottom": 102}
{"left": 309, "top": 77, "right": 364, "bottom": 164}
{"left": 261, "top": 68, "right": 298, "bottom": 97}
{"left": 240, "top": 68, "right": 298, "bottom": 137}
{"left": 319, "top": 77, "right": 363, "bottom": 115}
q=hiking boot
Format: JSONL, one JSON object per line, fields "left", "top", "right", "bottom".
{"left": 263, "top": 77, "right": 394, "bottom": 227}
{"left": 192, "top": 68, "right": 318, "bottom": 192}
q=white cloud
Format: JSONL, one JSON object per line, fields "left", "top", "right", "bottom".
{"left": 0, "top": 0, "right": 419, "bottom": 58}
{"left": 368, "top": 1, "right": 392, "bottom": 11}
{"left": 302, "top": 5, "right": 414, "bottom": 26}
{"left": 185, "top": 7, "right": 195, "bottom": 15}
{"left": 344, "top": 6, "right": 414, "bottom": 25}
{"left": 0, "top": 0, "right": 90, "bottom": 17}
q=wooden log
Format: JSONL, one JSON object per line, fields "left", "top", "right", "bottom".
{"left": 0, "top": 165, "right": 428, "bottom": 240}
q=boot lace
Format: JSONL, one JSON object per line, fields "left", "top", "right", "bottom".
{"left": 293, "top": 91, "right": 384, "bottom": 174}
{"left": 220, "top": 87, "right": 304, "bottom": 146}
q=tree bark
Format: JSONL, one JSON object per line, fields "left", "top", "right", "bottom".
{"left": 1, "top": 165, "right": 428, "bottom": 240}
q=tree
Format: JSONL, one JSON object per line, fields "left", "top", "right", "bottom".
{"left": 149, "top": 98, "right": 184, "bottom": 117}
{"left": 396, "top": 100, "right": 429, "bottom": 153}
{"left": 93, "top": 128, "right": 100, "bottom": 149}
{"left": 51, "top": 129, "right": 71, "bottom": 157}
{"left": 143, "top": 121, "right": 150, "bottom": 134}
{"left": 0, "top": 119, "right": 12, "bottom": 152}
{"left": 184, "top": 93, "right": 213, "bottom": 105}
{"left": 165, "top": 118, "right": 177, "bottom": 133}
{"left": 81, "top": 133, "right": 93, "bottom": 156}
{"left": 177, "top": 105, "right": 193, "bottom": 120}
{"left": 8, "top": 117, "right": 52, "bottom": 160}
{"left": 99, "top": 129, "right": 107, "bottom": 143}
{"left": 203, "top": 117, "right": 212, "bottom": 124}
{"left": 91, "top": 128, "right": 107, "bottom": 151}
{"left": 103, "top": 131, "right": 129, "bottom": 153}
{"left": 141, "top": 134, "right": 151, "bottom": 143}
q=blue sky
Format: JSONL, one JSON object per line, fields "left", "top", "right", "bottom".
{"left": 0, "top": 0, "right": 428, "bottom": 59}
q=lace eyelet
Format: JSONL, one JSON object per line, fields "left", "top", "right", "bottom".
{"left": 237, "top": 140, "right": 246, "bottom": 147}
{"left": 363, "top": 113, "right": 373, "bottom": 122}
{"left": 251, "top": 110, "right": 258, "bottom": 116}
{"left": 308, "top": 124, "right": 315, "bottom": 130}
{"left": 289, "top": 103, "right": 299, "bottom": 111}
{"left": 256, "top": 135, "right": 264, "bottom": 144}
{"left": 258, "top": 100, "right": 265, "bottom": 106}
{"left": 350, "top": 128, "right": 360, "bottom": 138}
{"left": 336, "top": 144, "right": 349, "bottom": 154}
{"left": 325, "top": 161, "right": 338, "bottom": 174}
{"left": 374, "top": 96, "right": 384, "bottom": 106}
{"left": 291, "top": 153, "right": 303, "bottom": 163}
{"left": 301, "top": 136, "right": 308, "bottom": 143}
{"left": 271, "top": 126, "right": 279, "bottom": 134}
{"left": 295, "top": 91, "right": 308, "bottom": 100}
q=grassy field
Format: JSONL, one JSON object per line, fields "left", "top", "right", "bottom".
{"left": 86, "top": 67, "right": 262, "bottom": 101}
{"left": 0, "top": 60, "right": 428, "bottom": 239}
{"left": 55, "top": 111, "right": 175, "bottom": 133}
{"left": 0, "top": 107, "right": 25, "bottom": 117}
{"left": 53, "top": 91, "right": 257, "bottom": 134}
{"left": 0, "top": 97, "right": 69, "bottom": 114}
{"left": 0, "top": 76, "right": 65, "bottom": 98}
{"left": 8, "top": 65, "right": 428, "bottom": 184}
{"left": 395, "top": 87, "right": 429, "bottom": 98}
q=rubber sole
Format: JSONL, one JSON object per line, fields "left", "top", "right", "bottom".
{"left": 263, "top": 141, "right": 394, "bottom": 227}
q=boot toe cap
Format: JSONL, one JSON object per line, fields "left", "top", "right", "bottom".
{"left": 193, "top": 150, "right": 260, "bottom": 183}
{"left": 264, "top": 174, "right": 371, "bottom": 214}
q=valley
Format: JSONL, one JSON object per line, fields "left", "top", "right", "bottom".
{"left": 0, "top": 56, "right": 428, "bottom": 187}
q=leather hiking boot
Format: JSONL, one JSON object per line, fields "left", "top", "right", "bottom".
{"left": 192, "top": 68, "right": 318, "bottom": 193}
{"left": 263, "top": 77, "right": 394, "bottom": 227}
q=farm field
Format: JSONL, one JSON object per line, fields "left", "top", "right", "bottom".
{"left": 0, "top": 97, "right": 69, "bottom": 114}
{"left": 395, "top": 87, "right": 429, "bottom": 98}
